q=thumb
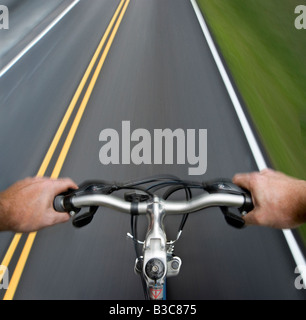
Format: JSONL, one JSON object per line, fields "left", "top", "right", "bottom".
{"left": 232, "top": 173, "right": 252, "bottom": 191}
{"left": 50, "top": 178, "right": 78, "bottom": 196}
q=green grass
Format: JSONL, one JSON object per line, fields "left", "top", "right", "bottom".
{"left": 197, "top": 0, "right": 306, "bottom": 180}
{"left": 196, "top": 0, "right": 306, "bottom": 243}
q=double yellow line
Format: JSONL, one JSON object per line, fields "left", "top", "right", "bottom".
{"left": 0, "top": 0, "right": 130, "bottom": 300}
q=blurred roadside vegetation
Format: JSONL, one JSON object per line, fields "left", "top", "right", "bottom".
{"left": 197, "top": 0, "right": 306, "bottom": 243}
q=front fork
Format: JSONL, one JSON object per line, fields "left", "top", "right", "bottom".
{"left": 134, "top": 197, "right": 182, "bottom": 300}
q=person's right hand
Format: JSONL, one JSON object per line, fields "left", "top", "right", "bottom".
{"left": 233, "top": 169, "right": 306, "bottom": 229}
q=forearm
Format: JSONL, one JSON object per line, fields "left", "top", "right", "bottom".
{"left": 295, "top": 179, "right": 306, "bottom": 226}
{"left": 0, "top": 192, "right": 13, "bottom": 231}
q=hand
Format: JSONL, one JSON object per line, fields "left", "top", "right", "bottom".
{"left": 233, "top": 169, "right": 306, "bottom": 229}
{"left": 0, "top": 177, "right": 78, "bottom": 232}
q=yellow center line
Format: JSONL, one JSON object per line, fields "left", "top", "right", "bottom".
{"left": 2, "top": 0, "right": 130, "bottom": 300}
{"left": 36, "top": 0, "right": 126, "bottom": 178}
{"left": 52, "top": 0, "right": 130, "bottom": 178}
{"left": 0, "top": 233, "right": 22, "bottom": 284}
{"left": 0, "top": 1, "right": 126, "bottom": 282}
{"left": 3, "top": 233, "right": 36, "bottom": 300}
{"left": 0, "top": 0, "right": 126, "bottom": 281}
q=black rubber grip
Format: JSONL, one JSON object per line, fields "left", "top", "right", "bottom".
{"left": 240, "top": 192, "right": 254, "bottom": 214}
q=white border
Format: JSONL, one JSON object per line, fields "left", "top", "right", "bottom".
{"left": 0, "top": 0, "right": 80, "bottom": 78}
{"left": 190, "top": 0, "right": 306, "bottom": 279}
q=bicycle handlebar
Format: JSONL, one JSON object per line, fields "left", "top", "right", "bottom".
{"left": 53, "top": 176, "right": 253, "bottom": 299}
{"left": 55, "top": 192, "right": 247, "bottom": 215}
{"left": 53, "top": 177, "right": 253, "bottom": 229}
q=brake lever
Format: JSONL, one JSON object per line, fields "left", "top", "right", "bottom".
{"left": 70, "top": 181, "right": 119, "bottom": 228}
{"left": 220, "top": 206, "right": 245, "bottom": 229}
{"left": 62, "top": 180, "right": 118, "bottom": 202}
{"left": 72, "top": 206, "right": 98, "bottom": 228}
{"left": 204, "top": 179, "right": 254, "bottom": 229}
{"left": 54, "top": 181, "right": 117, "bottom": 227}
{"left": 74, "top": 180, "right": 117, "bottom": 195}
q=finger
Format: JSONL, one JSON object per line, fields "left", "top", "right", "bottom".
{"left": 50, "top": 178, "right": 78, "bottom": 196}
{"left": 260, "top": 168, "right": 275, "bottom": 176}
{"left": 48, "top": 210, "right": 70, "bottom": 225}
{"left": 232, "top": 173, "right": 252, "bottom": 190}
{"left": 242, "top": 210, "right": 258, "bottom": 226}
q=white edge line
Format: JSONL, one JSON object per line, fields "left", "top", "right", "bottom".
{"left": 190, "top": 0, "right": 306, "bottom": 280}
{"left": 0, "top": 0, "right": 80, "bottom": 78}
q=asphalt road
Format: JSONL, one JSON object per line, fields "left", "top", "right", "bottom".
{"left": 0, "top": 0, "right": 305, "bottom": 299}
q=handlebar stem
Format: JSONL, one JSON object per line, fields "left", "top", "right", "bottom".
{"left": 145, "top": 196, "right": 167, "bottom": 250}
{"left": 142, "top": 196, "right": 167, "bottom": 291}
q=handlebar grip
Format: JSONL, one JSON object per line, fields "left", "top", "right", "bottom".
{"left": 240, "top": 191, "right": 254, "bottom": 214}
{"left": 203, "top": 179, "right": 254, "bottom": 214}
{"left": 53, "top": 196, "right": 66, "bottom": 212}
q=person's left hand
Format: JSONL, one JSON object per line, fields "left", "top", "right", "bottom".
{"left": 0, "top": 177, "right": 78, "bottom": 232}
